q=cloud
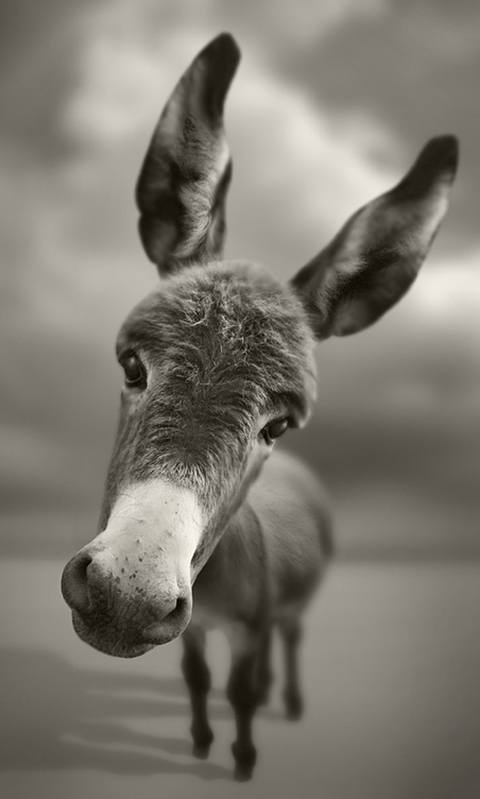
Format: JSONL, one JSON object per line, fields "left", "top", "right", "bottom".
{"left": 282, "top": 0, "right": 480, "bottom": 255}
{"left": 206, "top": 0, "right": 387, "bottom": 50}
{"left": 226, "top": 66, "right": 400, "bottom": 272}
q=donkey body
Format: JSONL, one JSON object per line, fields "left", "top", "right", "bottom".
{"left": 61, "top": 34, "right": 458, "bottom": 780}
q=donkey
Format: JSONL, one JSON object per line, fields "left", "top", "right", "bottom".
{"left": 61, "top": 33, "right": 458, "bottom": 780}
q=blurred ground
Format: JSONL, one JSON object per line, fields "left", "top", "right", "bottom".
{"left": 1, "top": 557, "right": 479, "bottom": 799}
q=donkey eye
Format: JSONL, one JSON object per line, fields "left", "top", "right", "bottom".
{"left": 121, "top": 353, "right": 145, "bottom": 387}
{"left": 261, "top": 418, "right": 289, "bottom": 445}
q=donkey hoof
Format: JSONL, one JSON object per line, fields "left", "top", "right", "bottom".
{"left": 285, "top": 692, "right": 303, "bottom": 720}
{"left": 234, "top": 763, "right": 254, "bottom": 782}
{"left": 192, "top": 727, "right": 213, "bottom": 759}
{"left": 193, "top": 743, "right": 211, "bottom": 759}
{"left": 232, "top": 742, "right": 256, "bottom": 781}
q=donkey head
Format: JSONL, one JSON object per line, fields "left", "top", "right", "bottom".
{"left": 61, "top": 34, "right": 458, "bottom": 657}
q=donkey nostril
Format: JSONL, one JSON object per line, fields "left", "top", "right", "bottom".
{"left": 163, "top": 594, "right": 189, "bottom": 624}
{"left": 174, "top": 596, "right": 187, "bottom": 613}
{"left": 61, "top": 552, "right": 93, "bottom": 614}
{"left": 76, "top": 553, "right": 93, "bottom": 579}
{"left": 143, "top": 594, "right": 190, "bottom": 643}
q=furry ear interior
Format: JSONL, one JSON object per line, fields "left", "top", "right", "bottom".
{"left": 136, "top": 33, "right": 240, "bottom": 276}
{"left": 291, "top": 136, "right": 459, "bottom": 339}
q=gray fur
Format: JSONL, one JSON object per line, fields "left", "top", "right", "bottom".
{"left": 100, "top": 260, "right": 316, "bottom": 524}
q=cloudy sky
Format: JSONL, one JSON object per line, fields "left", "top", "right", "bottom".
{"left": 1, "top": 0, "right": 479, "bottom": 557}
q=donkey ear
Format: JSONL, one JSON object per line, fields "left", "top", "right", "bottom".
{"left": 136, "top": 33, "right": 240, "bottom": 276}
{"left": 291, "top": 136, "right": 459, "bottom": 339}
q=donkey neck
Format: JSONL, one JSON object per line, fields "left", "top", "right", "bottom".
{"left": 192, "top": 499, "right": 270, "bottom": 630}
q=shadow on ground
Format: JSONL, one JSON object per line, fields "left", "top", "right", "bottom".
{"left": 0, "top": 647, "right": 281, "bottom": 779}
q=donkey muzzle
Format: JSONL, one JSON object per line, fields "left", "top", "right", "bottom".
{"left": 61, "top": 548, "right": 192, "bottom": 657}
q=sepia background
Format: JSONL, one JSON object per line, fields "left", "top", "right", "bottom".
{"left": 1, "top": 1, "right": 479, "bottom": 798}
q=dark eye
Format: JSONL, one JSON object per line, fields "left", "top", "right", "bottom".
{"left": 121, "top": 353, "right": 145, "bottom": 388}
{"left": 261, "top": 418, "right": 289, "bottom": 445}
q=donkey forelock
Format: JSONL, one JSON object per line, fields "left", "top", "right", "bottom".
{"left": 100, "top": 260, "right": 317, "bottom": 527}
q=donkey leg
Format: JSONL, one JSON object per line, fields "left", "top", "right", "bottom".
{"left": 181, "top": 626, "right": 214, "bottom": 758}
{"left": 257, "top": 626, "right": 273, "bottom": 705}
{"left": 226, "top": 626, "right": 262, "bottom": 781}
{"left": 279, "top": 615, "right": 303, "bottom": 720}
